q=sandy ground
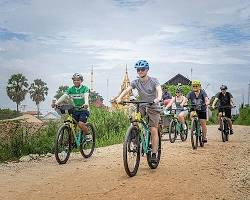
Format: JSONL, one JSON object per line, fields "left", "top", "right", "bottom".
{"left": 0, "top": 125, "right": 249, "bottom": 200}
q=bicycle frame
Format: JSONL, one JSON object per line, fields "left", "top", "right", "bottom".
{"left": 124, "top": 101, "right": 153, "bottom": 155}
{"left": 59, "top": 105, "right": 88, "bottom": 148}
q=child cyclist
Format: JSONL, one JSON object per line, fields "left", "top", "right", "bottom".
{"left": 116, "top": 60, "right": 162, "bottom": 163}
{"left": 52, "top": 73, "right": 90, "bottom": 136}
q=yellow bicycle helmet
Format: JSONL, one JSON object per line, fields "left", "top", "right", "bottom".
{"left": 191, "top": 80, "right": 201, "bottom": 86}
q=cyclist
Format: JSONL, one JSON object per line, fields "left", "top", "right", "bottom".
{"left": 186, "top": 80, "right": 210, "bottom": 143}
{"left": 52, "top": 73, "right": 90, "bottom": 136}
{"left": 162, "top": 88, "right": 172, "bottom": 107}
{"left": 116, "top": 60, "right": 162, "bottom": 163}
{"left": 211, "top": 85, "right": 235, "bottom": 134}
{"left": 164, "top": 87, "right": 188, "bottom": 130}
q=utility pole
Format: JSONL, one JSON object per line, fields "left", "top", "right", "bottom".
{"left": 107, "top": 78, "right": 109, "bottom": 103}
{"left": 248, "top": 83, "right": 250, "bottom": 105}
{"left": 191, "top": 68, "right": 193, "bottom": 80}
{"left": 90, "top": 65, "right": 94, "bottom": 92}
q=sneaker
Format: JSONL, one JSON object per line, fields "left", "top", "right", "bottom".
{"left": 202, "top": 137, "right": 208, "bottom": 143}
{"left": 182, "top": 123, "right": 187, "bottom": 130}
{"left": 151, "top": 153, "right": 158, "bottom": 164}
{"left": 218, "top": 127, "right": 222, "bottom": 131}
{"left": 85, "top": 134, "right": 92, "bottom": 142}
{"left": 230, "top": 129, "right": 234, "bottom": 135}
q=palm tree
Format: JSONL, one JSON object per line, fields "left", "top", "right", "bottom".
{"left": 29, "top": 79, "right": 48, "bottom": 118}
{"left": 54, "top": 85, "right": 69, "bottom": 99}
{"left": 6, "top": 73, "right": 29, "bottom": 112}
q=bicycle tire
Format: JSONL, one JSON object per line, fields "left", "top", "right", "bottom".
{"left": 199, "top": 132, "right": 204, "bottom": 147}
{"left": 180, "top": 121, "right": 188, "bottom": 142}
{"left": 123, "top": 126, "right": 141, "bottom": 177}
{"left": 80, "top": 123, "right": 96, "bottom": 158}
{"left": 191, "top": 119, "right": 198, "bottom": 150}
{"left": 222, "top": 119, "right": 229, "bottom": 142}
{"left": 147, "top": 130, "right": 161, "bottom": 169}
{"left": 55, "top": 125, "right": 72, "bottom": 164}
{"left": 169, "top": 120, "right": 177, "bottom": 143}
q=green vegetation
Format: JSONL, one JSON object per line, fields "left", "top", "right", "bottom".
{"left": 0, "top": 107, "right": 129, "bottom": 162}
{"left": 0, "top": 108, "right": 21, "bottom": 120}
{"left": 6, "top": 73, "right": 29, "bottom": 112}
{"left": 234, "top": 106, "right": 250, "bottom": 125}
{"left": 88, "top": 106, "right": 129, "bottom": 147}
{"left": 29, "top": 79, "right": 49, "bottom": 118}
{"left": 162, "top": 84, "right": 192, "bottom": 97}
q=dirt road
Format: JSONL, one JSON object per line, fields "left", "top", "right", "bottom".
{"left": 0, "top": 125, "right": 249, "bottom": 200}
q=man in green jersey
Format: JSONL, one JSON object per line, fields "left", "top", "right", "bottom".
{"left": 52, "top": 73, "right": 90, "bottom": 135}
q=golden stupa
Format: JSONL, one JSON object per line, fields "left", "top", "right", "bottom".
{"left": 111, "top": 66, "right": 133, "bottom": 110}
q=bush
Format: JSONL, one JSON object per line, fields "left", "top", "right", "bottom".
{"left": 234, "top": 106, "right": 250, "bottom": 125}
{"left": 0, "top": 108, "right": 21, "bottom": 120}
{"left": 88, "top": 106, "right": 130, "bottom": 147}
{"left": 0, "top": 121, "right": 58, "bottom": 162}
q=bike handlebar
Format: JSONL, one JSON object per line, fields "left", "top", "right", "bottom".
{"left": 214, "top": 105, "right": 236, "bottom": 109}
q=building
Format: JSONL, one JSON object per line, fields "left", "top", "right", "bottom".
{"left": 164, "top": 73, "right": 191, "bottom": 85}
{"left": 43, "top": 112, "right": 60, "bottom": 120}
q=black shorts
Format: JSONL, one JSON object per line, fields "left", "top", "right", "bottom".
{"left": 72, "top": 110, "right": 90, "bottom": 123}
{"left": 218, "top": 108, "right": 231, "bottom": 119}
{"left": 197, "top": 111, "right": 207, "bottom": 120}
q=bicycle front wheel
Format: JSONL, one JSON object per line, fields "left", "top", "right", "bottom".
{"left": 147, "top": 130, "right": 161, "bottom": 169}
{"left": 221, "top": 119, "right": 229, "bottom": 142}
{"left": 191, "top": 120, "right": 198, "bottom": 150}
{"left": 180, "top": 121, "right": 188, "bottom": 142}
{"left": 169, "top": 120, "right": 177, "bottom": 143}
{"left": 80, "top": 123, "right": 96, "bottom": 158}
{"left": 123, "top": 126, "right": 140, "bottom": 177}
{"left": 55, "top": 125, "right": 72, "bottom": 164}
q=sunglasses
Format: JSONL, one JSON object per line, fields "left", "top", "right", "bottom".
{"left": 137, "top": 68, "right": 146, "bottom": 72}
{"left": 192, "top": 85, "right": 199, "bottom": 88}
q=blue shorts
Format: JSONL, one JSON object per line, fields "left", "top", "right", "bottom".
{"left": 72, "top": 110, "right": 90, "bottom": 123}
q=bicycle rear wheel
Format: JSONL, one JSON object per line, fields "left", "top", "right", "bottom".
{"left": 169, "top": 120, "right": 177, "bottom": 143}
{"left": 55, "top": 125, "right": 72, "bottom": 164}
{"left": 123, "top": 126, "right": 141, "bottom": 177}
{"left": 191, "top": 120, "right": 198, "bottom": 150}
{"left": 80, "top": 123, "right": 96, "bottom": 158}
{"left": 180, "top": 121, "right": 188, "bottom": 142}
{"left": 147, "top": 130, "right": 161, "bottom": 169}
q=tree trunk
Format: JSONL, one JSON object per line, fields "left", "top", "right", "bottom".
{"left": 37, "top": 103, "right": 40, "bottom": 119}
{"left": 16, "top": 103, "right": 19, "bottom": 112}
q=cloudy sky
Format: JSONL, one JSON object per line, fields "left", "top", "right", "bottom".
{"left": 0, "top": 0, "right": 250, "bottom": 113}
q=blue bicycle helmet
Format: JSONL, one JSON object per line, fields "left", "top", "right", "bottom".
{"left": 134, "top": 60, "right": 149, "bottom": 69}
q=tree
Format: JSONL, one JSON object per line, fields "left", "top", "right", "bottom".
{"left": 54, "top": 85, "right": 69, "bottom": 99}
{"left": 29, "top": 79, "right": 48, "bottom": 118}
{"left": 162, "top": 84, "right": 192, "bottom": 97}
{"left": 89, "top": 91, "right": 104, "bottom": 105}
{"left": 6, "top": 73, "right": 29, "bottom": 112}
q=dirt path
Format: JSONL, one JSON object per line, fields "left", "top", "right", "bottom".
{"left": 0, "top": 125, "right": 249, "bottom": 200}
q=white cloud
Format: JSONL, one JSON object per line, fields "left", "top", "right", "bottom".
{"left": 0, "top": 0, "right": 250, "bottom": 111}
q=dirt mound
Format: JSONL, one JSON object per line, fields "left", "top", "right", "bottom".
{"left": 11, "top": 114, "right": 43, "bottom": 123}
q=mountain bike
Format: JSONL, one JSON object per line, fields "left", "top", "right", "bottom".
{"left": 188, "top": 104, "right": 205, "bottom": 150}
{"left": 168, "top": 108, "right": 188, "bottom": 143}
{"left": 216, "top": 105, "right": 235, "bottom": 142}
{"left": 54, "top": 104, "right": 96, "bottom": 164}
{"left": 121, "top": 101, "right": 161, "bottom": 177}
